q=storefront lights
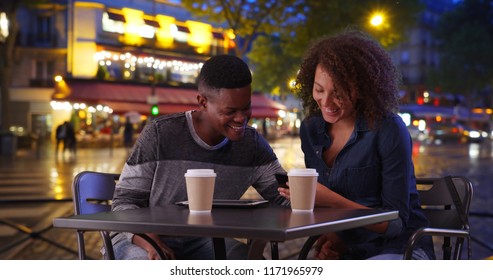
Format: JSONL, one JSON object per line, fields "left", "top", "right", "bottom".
{"left": 0, "top": 12, "right": 9, "bottom": 42}
{"left": 51, "top": 101, "right": 111, "bottom": 114}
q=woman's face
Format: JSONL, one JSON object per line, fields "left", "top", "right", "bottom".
{"left": 312, "top": 64, "right": 356, "bottom": 125}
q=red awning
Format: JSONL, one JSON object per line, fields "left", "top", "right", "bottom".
{"left": 52, "top": 80, "right": 286, "bottom": 118}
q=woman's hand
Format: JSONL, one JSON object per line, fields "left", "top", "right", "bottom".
{"left": 278, "top": 183, "right": 290, "bottom": 200}
{"left": 313, "top": 232, "right": 346, "bottom": 260}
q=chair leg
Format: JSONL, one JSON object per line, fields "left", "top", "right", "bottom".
{"left": 100, "top": 231, "right": 115, "bottom": 260}
{"left": 298, "top": 235, "right": 320, "bottom": 260}
{"left": 443, "top": 236, "right": 452, "bottom": 260}
{"left": 247, "top": 239, "right": 268, "bottom": 259}
{"left": 76, "top": 231, "right": 86, "bottom": 260}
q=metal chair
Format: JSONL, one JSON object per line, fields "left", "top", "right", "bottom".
{"left": 72, "top": 171, "right": 166, "bottom": 259}
{"left": 403, "top": 175, "right": 473, "bottom": 260}
{"left": 296, "top": 175, "right": 474, "bottom": 260}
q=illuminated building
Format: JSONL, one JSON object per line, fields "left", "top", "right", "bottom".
{"left": 9, "top": 0, "right": 285, "bottom": 144}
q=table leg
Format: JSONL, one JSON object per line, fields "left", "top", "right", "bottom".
{"left": 213, "top": 238, "right": 226, "bottom": 260}
{"left": 271, "top": 242, "right": 279, "bottom": 260}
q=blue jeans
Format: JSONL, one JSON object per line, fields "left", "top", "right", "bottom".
{"left": 113, "top": 236, "right": 249, "bottom": 260}
{"left": 367, "top": 248, "right": 430, "bottom": 260}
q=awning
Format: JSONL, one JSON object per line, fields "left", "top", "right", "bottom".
{"left": 212, "top": 32, "right": 225, "bottom": 40}
{"left": 144, "top": 19, "right": 160, "bottom": 28}
{"left": 52, "top": 79, "right": 287, "bottom": 118}
{"left": 106, "top": 11, "right": 126, "bottom": 23}
{"left": 176, "top": 25, "right": 190, "bottom": 33}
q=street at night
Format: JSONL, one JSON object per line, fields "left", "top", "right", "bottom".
{"left": 1, "top": 136, "right": 492, "bottom": 259}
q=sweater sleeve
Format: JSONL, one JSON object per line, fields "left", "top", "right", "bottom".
{"left": 111, "top": 121, "right": 159, "bottom": 242}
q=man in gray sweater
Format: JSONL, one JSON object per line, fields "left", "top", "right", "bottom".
{"left": 111, "top": 55, "right": 288, "bottom": 260}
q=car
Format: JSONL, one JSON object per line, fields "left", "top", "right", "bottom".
{"left": 460, "top": 125, "right": 488, "bottom": 143}
{"left": 426, "top": 123, "right": 464, "bottom": 144}
{"left": 407, "top": 125, "right": 428, "bottom": 141}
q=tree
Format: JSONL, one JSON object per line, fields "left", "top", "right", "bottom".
{"left": 180, "top": 0, "right": 301, "bottom": 58}
{"left": 0, "top": 0, "right": 47, "bottom": 130}
{"left": 247, "top": 0, "right": 423, "bottom": 96}
{"left": 429, "top": 0, "right": 493, "bottom": 106}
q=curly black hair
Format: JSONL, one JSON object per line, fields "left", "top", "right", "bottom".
{"left": 295, "top": 30, "right": 401, "bottom": 129}
{"left": 197, "top": 55, "right": 252, "bottom": 98}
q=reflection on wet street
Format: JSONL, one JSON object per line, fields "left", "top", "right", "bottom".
{"left": 1, "top": 136, "right": 492, "bottom": 259}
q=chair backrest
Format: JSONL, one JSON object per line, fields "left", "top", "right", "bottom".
{"left": 416, "top": 176, "right": 472, "bottom": 230}
{"left": 71, "top": 171, "right": 167, "bottom": 260}
{"left": 416, "top": 176, "right": 473, "bottom": 259}
{"left": 71, "top": 171, "right": 120, "bottom": 260}
{"left": 72, "top": 171, "right": 119, "bottom": 215}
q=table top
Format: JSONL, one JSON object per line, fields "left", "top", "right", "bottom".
{"left": 0, "top": 197, "right": 72, "bottom": 204}
{"left": 53, "top": 204, "right": 398, "bottom": 242}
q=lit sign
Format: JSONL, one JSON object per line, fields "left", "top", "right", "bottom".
{"left": 0, "top": 12, "right": 9, "bottom": 41}
{"left": 102, "top": 12, "right": 124, "bottom": 34}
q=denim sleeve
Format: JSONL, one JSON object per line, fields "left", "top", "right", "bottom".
{"left": 378, "top": 116, "right": 415, "bottom": 238}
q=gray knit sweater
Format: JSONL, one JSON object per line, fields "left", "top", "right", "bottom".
{"left": 111, "top": 111, "right": 287, "bottom": 243}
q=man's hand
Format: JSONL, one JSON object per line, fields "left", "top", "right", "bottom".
{"left": 133, "top": 233, "right": 176, "bottom": 260}
{"left": 314, "top": 232, "right": 346, "bottom": 260}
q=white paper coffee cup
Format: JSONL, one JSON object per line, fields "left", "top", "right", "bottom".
{"left": 184, "top": 169, "right": 216, "bottom": 212}
{"left": 287, "top": 168, "right": 318, "bottom": 212}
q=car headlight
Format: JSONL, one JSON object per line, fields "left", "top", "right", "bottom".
{"left": 469, "top": 131, "right": 481, "bottom": 138}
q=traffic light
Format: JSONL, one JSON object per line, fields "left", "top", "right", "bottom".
{"left": 151, "top": 104, "right": 159, "bottom": 116}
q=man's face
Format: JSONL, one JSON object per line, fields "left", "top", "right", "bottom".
{"left": 203, "top": 85, "right": 252, "bottom": 143}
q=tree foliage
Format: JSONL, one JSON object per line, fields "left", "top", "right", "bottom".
{"left": 180, "top": 0, "right": 300, "bottom": 58}
{"left": 429, "top": 0, "right": 493, "bottom": 100}
{"left": 248, "top": 0, "right": 423, "bottom": 96}
{"left": 182, "top": 0, "right": 422, "bottom": 95}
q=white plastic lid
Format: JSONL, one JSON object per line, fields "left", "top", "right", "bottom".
{"left": 288, "top": 168, "right": 318, "bottom": 176}
{"left": 184, "top": 169, "right": 216, "bottom": 177}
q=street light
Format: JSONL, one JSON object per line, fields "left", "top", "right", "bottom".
{"left": 368, "top": 11, "right": 388, "bottom": 31}
{"left": 370, "top": 13, "right": 384, "bottom": 27}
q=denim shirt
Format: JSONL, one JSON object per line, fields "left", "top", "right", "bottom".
{"left": 300, "top": 114, "right": 435, "bottom": 259}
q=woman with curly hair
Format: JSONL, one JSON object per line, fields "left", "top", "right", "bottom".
{"left": 279, "top": 30, "right": 435, "bottom": 260}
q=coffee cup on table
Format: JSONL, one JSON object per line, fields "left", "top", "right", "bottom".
{"left": 184, "top": 169, "right": 216, "bottom": 213}
{"left": 287, "top": 168, "right": 318, "bottom": 212}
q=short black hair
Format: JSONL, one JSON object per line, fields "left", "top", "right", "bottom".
{"left": 197, "top": 55, "right": 252, "bottom": 92}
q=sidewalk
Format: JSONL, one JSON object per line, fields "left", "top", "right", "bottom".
{"left": 1, "top": 137, "right": 308, "bottom": 260}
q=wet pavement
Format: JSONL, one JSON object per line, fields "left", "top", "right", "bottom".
{"left": 0, "top": 136, "right": 307, "bottom": 260}
{"left": 1, "top": 136, "right": 492, "bottom": 260}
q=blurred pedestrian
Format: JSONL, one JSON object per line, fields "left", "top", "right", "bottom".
{"left": 55, "top": 121, "right": 67, "bottom": 155}
{"left": 63, "top": 121, "right": 76, "bottom": 155}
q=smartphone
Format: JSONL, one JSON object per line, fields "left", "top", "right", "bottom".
{"left": 275, "top": 173, "right": 289, "bottom": 188}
